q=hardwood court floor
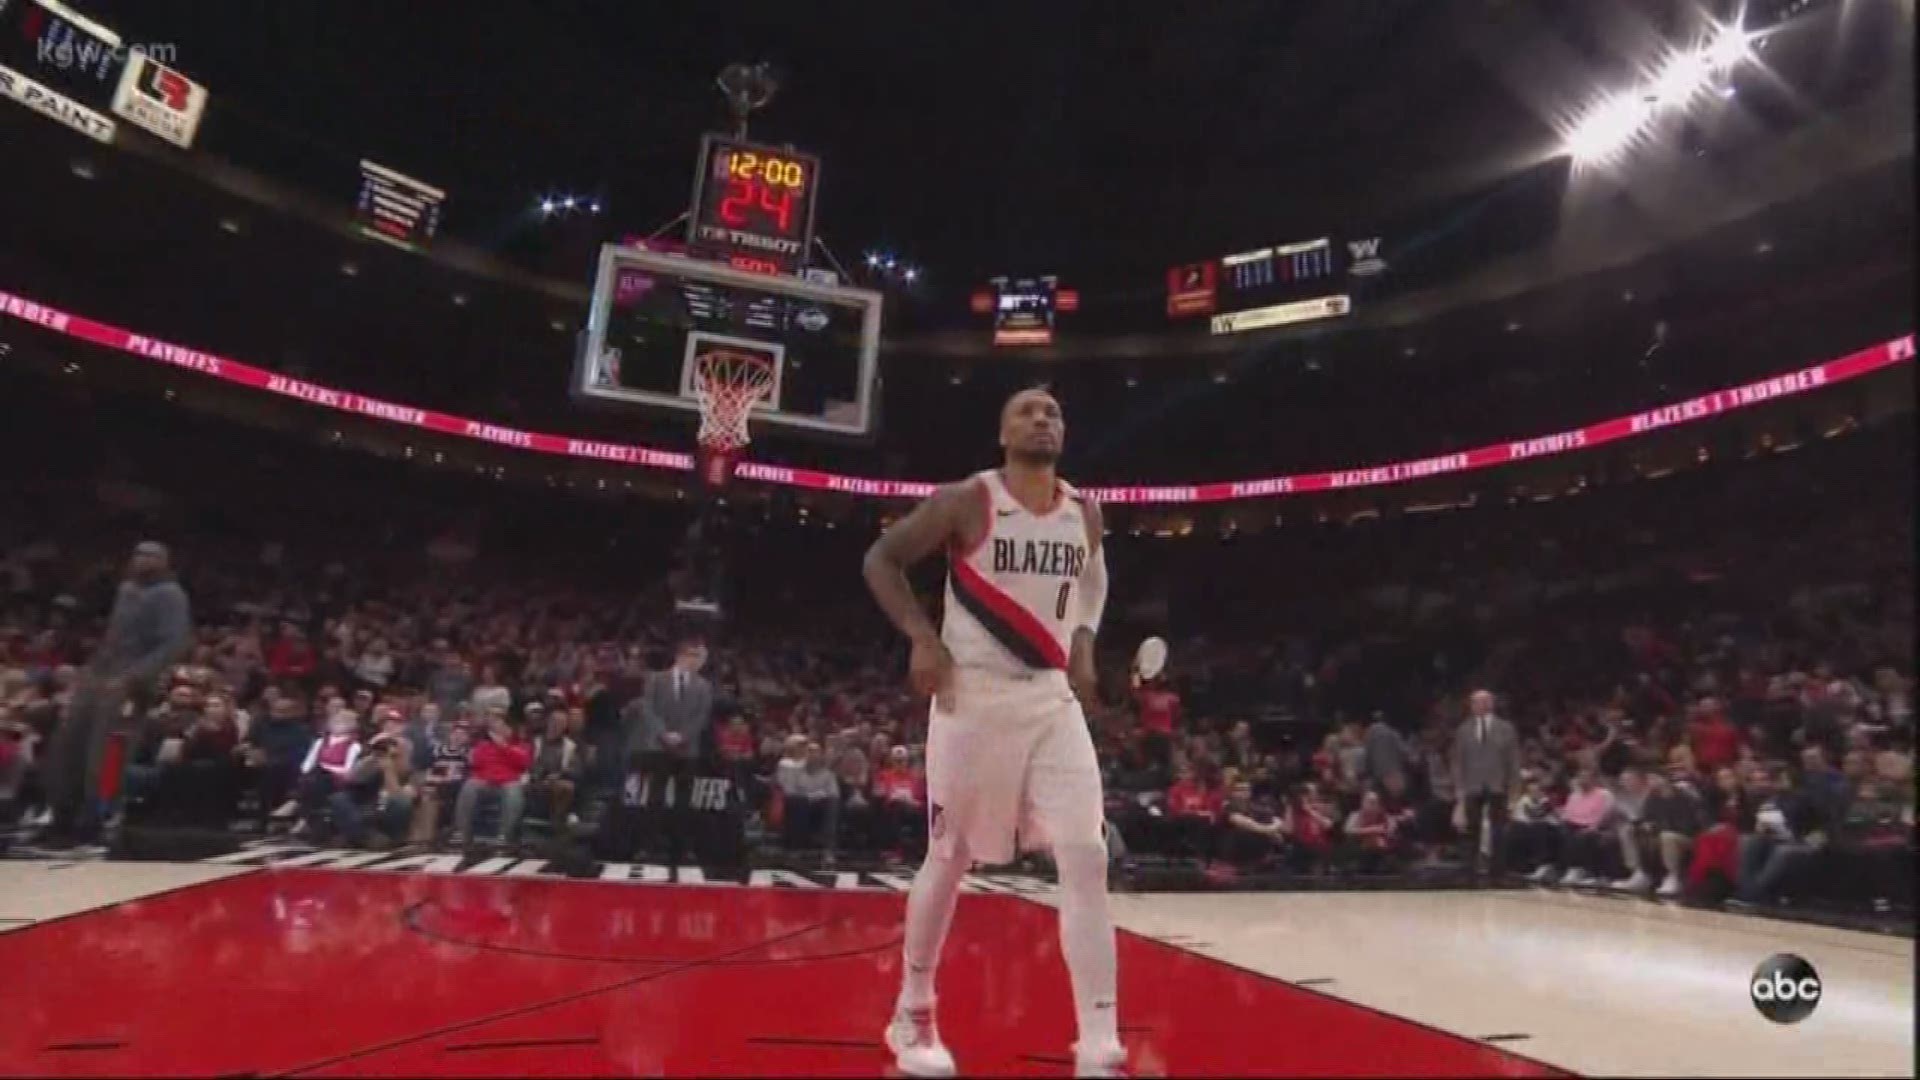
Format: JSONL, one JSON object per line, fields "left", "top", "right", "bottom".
{"left": 0, "top": 859, "right": 1907, "bottom": 1076}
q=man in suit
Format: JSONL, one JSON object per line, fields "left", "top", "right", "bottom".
{"left": 1451, "top": 689, "right": 1520, "bottom": 877}
{"left": 619, "top": 637, "right": 713, "bottom": 863}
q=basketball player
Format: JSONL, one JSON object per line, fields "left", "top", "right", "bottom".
{"left": 863, "top": 387, "right": 1122, "bottom": 1077}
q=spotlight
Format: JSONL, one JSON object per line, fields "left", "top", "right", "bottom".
{"left": 1567, "top": 93, "right": 1651, "bottom": 162}
{"left": 340, "top": 261, "right": 359, "bottom": 277}
{"left": 1703, "top": 23, "right": 1752, "bottom": 70}
{"left": 903, "top": 267, "right": 918, "bottom": 283}
{"left": 540, "top": 198, "right": 556, "bottom": 214}
{"left": 218, "top": 218, "right": 242, "bottom": 235}
{"left": 589, "top": 201, "right": 602, "bottom": 213}
{"left": 562, "top": 196, "right": 576, "bottom": 209}
{"left": 70, "top": 158, "right": 96, "bottom": 180}
{"left": 865, "top": 253, "right": 880, "bottom": 267}
{"left": 884, "top": 257, "right": 896, "bottom": 270}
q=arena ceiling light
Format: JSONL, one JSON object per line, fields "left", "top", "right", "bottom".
{"left": 536, "top": 193, "right": 603, "bottom": 218}
{"left": 1563, "top": 22, "right": 1756, "bottom": 164}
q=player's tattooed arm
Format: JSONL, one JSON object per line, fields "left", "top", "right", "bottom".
{"left": 862, "top": 479, "right": 980, "bottom": 645}
{"left": 1069, "top": 496, "right": 1106, "bottom": 707}
{"left": 866, "top": 480, "right": 979, "bottom": 709}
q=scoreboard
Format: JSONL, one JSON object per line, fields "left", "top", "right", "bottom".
{"left": 687, "top": 134, "right": 821, "bottom": 277}
{"left": 972, "top": 275, "right": 1080, "bottom": 347}
{"left": 1170, "top": 236, "right": 1353, "bottom": 335}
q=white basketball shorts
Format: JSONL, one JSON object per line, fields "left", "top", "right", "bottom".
{"left": 924, "top": 666, "right": 1105, "bottom": 866}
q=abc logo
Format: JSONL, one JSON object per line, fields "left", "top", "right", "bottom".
{"left": 1749, "top": 953, "right": 1822, "bottom": 1024}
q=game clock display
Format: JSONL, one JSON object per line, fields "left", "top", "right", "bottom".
{"left": 688, "top": 134, "right": 821, "bottom": 277}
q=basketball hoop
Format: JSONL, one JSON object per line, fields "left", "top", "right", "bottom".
{"left": 693, "top": 349, "right": 775, "bottom": 488}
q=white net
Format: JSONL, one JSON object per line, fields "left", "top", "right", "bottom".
{"left": 693, "top": 349, "right": 776, "bottom": 451}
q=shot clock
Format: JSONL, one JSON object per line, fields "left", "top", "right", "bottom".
{"left": 687, "top": 134, "right": 822, "bottom": 277}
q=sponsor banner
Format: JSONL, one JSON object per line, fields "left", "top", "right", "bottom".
{"left": 1166, "top": 261, "right": 1218, "bottom": 318}
{"left": 110, "top": 52, "right": 206, "bottom": 148}
{"left": 0, "top": 63, "right": 113, "bottom": 141}
{"left": 1209, "top": 294, "right": 1351, "bottom": 335}
{"left": 0, "top": 286, "right": 1908, "bottom": 505}
{"left": 198, "top": 839, "right": 1057, "bottom": 894}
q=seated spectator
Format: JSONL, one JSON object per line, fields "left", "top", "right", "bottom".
{"left": 0, "top": 705, "right": 32, "bottom": 823}
{"left": 125, "top": 685, "right": 202, "bottom": 822}
{"left": 239, "top": 691, "right": 313, "bottom": 828}
{"left": 1687, "top": 697, "right": 1743, "bottom": 773}
{"left": 833, "top": 738, "right": 873, "bottom": 851}
{"left": 452, "top": 711, "right": 532, "bottom": 849}
{"left": 1341, "top": 789, "right": 1405, "bottom": 873}
{"left": 1826, "top": 778, "right": 1914, "bottom": 907}
{"left": 412, "top": 718, "right": 472, "bottom": 844}
{"left": 406, "top": 700, "right": 442, "bottom": 775}
{"left": 278, "top": 707, "right": 364, "bottom": 838}
{"left": 334, "top": 721, "right": 415, "bottom": 847}
{"left": 1603, "top": 768, "right": 1653, "bottom": 889}
{"left": 777, "top": 740, "right": 839, "bottom": 853}
{"left": 1537, "top": 767, "right": 1616, "bottom": 885}
{"left": 527, "top": 708, "right": 586, "bottom": 831}
{"left": 470, "top": 663, "right": 512, "bottom": 717}
{"left": 164, "top": 692, "right": 244, "bottom": 827}
{"left": 1510, "top": 775, "right": 1562, "bottom": 879}
{"left": 715, "top": 713, "right": 757, "bottom": 773}
{"left": 1731, "top": 765, "right": 1801, "bottom": 902}
{"left": 1687, "top": 764, "right": 1759, "bottom": 898}
{"left": 1218, "top": 780, "right": 1287, "bottom": 869}
{"left": 353, "top": 637, "right": 396, "bottom": 693}
{"left": 1614, "top": 771, "right": 1704, "bottom": 896}
{"left": 871, "top": 745, "right": 925, "bottom": 861}
{"left": 1223, "top": 720, "right": 1259, "bottom": 773}
{"left": 266, "top": 623, "right": 316, "bottom": 683}
{"left": 1162, "top": 762, "right": 1224, "bottom": 858}
{"left": 1281, "top": 782, "right": 1336, "bottom": 870}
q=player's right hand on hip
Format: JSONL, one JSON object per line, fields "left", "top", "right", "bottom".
{"left": 909, "top": 636, "right": 956, "bottom": 713}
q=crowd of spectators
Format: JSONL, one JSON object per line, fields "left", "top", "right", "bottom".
{"left": 0, "top": 381, "right": 1911, "bottom": 917}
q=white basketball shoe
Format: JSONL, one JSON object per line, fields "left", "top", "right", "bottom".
{"left": 884, "top": 1002, "right": 956, "bottom": 1078}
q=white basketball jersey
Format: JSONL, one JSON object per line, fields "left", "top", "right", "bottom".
{"left": 942, "top": 470, "right": 1091, "bottom": 675}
